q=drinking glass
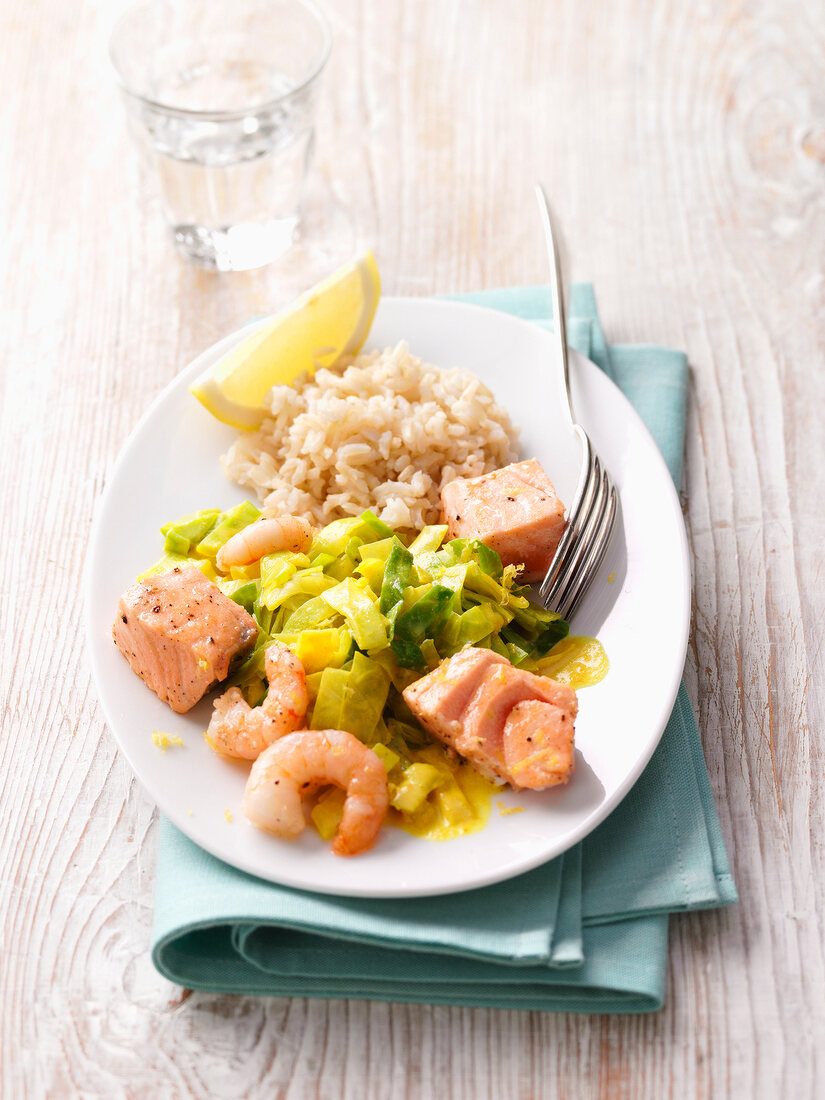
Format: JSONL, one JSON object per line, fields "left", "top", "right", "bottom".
{"left": 110, "top": 0, "right": 331, "bottom": 271}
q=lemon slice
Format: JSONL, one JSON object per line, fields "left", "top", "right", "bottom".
{"left": 190, "top": 251, "right": 381, "bottom": 430}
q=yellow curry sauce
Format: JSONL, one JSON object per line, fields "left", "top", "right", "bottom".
{"left": 534, "top": 635, "right": 610, "bottom": 690}
{"left": 388, "top": 755, "right": 498, "bottom": 842}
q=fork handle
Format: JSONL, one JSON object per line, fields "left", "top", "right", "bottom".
{"left": 535, "top": 183, "right": 576, "bottom": 429}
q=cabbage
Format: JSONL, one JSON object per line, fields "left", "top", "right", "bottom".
{"left": 145, "top": 507, "right": 571, "bottom": 749}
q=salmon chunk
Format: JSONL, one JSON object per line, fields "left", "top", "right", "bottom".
{"left": 402, "top": 647, "right": 577, "bottom": 790}
{"left": 440, "top": 458, "right": 566, "bottom": 582}
{"left": 502, "top": 699, "right": 575, "bottom": 787}
{"left": 112, "top": 567, "right": 257, "bottom": 713}
{"left": 402, "top": 647, "right": 510, "bottom": 742}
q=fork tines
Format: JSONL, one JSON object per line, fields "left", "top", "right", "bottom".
{"left": 539, "top": 437, "right": 617, "bottom": 622}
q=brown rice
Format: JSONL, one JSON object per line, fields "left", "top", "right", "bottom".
{"left": 221, "top": 341, "right": 519, "bottom": 530}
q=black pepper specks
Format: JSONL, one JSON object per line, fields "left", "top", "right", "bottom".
{"left": 121, "top": 615, "right": 128, "bottom": 624}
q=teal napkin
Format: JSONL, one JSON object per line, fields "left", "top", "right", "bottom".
{"left": 151, "top": 285, "right": 736, "bottom": 1012}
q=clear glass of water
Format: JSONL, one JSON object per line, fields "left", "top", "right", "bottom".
{"left": 110, "top": 0, "right": 331, "bottom": 271}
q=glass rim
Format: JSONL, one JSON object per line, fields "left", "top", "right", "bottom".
{"left": 108, "top": 0, "right": 332, "bottom": 122}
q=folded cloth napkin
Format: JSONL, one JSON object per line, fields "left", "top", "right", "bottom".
{"left": 151, "top": 285, "right": 736, "bottom": 1012}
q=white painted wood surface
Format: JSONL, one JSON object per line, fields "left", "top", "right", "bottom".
{"left": 2, "top": 0, "right": 824, "bottom": 1095}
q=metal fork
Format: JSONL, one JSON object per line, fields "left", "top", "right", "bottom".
{"left": 535, "top": 184, "right": 618, "bottom": 621}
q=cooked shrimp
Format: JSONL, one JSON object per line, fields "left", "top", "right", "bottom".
{"left": 205, "top": 641, "right": 308, "bottom": 760}
{"left": 216, "top": 515, "right": 314, "bottom": 572}
{"left": 242, "top": 728, "right": 389, "bottom": 856}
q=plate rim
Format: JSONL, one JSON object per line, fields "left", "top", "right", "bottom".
{"left": 84, "top": 294, "right": 691, "bottom": 898}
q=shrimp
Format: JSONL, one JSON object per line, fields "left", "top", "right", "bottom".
{"left": 216, "top": 515, "right": 314, "bottom": 572}
{"left": 205, "top": 641, "right": 308, "bottom": 760}
{"left": 242, "top": 729, "right": 389, "bottom": 856}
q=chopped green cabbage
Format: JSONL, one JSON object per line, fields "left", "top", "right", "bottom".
{"left": 160, "top": 510, "right": 221, "bottom": 555}
{"left": 196, "top": 501, "right": 260, "bottom": 558}
{"left": 144, "top": 507, "right": 570, "bottom": 753}
{"left": 379, "top": 540, "right": 413, "bottom": 614}
{"left": 321, "top": 577, "right": 388, "bottom": 650}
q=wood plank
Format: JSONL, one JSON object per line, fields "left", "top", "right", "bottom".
{"left": 1, "top": 0, "right": 824, "bottom": 1095}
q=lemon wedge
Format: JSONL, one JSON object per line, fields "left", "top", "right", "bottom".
{"left": 190, "top": 251, "right": 381, "bottom": 430}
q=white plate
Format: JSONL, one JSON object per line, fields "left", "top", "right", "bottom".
{"left": 85, "top": 297, "right": 690, "bottom": 898}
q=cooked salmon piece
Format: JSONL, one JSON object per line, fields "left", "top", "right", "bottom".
{"left": 402, "top": 647, "right": 510, "bottom": 743}
{"left": 457, "top": 666, "right": 544, "bottom": 777}
{"left": 402, "top": 647, "right": 577, "bottom": 790}
{"left": 112, "top": 567, "right": 257, "bottom": 714}
{"left": 502, "top": 696, "right": 576, "bottom": 788}
{"left": 440, "top": 458, "right": 566, "bottom": 582}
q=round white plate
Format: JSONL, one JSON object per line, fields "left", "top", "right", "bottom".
{"left": 85, "top": 297, "right": 690, "bottom": 898}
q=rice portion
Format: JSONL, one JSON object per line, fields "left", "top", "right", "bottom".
{"left": 221, "top": 341, "right": 519, "bottom": 530}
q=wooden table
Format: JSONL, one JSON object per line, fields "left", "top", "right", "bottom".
{"left": 3, "top": 0, "right": 824, "bottom": 1095}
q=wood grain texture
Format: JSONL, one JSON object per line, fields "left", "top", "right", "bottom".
{"left": 2, "top": 0, "right": 824, "bottom": 1095}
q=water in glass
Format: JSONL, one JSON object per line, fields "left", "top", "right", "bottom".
{"left": 137, "top": 61, "right": 315, "bottom": 270}
{"left": 111, "top": 0, "right": 330, "bottom": 272}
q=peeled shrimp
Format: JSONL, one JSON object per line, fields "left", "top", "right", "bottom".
{"left": 216, "top": 515, "right": 314, "bottom": 572}
{"left": 242, "top": 728, "right": 389, "bottom": 856}
{"left": 205, "top": 641, "right": 308, "bottom": 760}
